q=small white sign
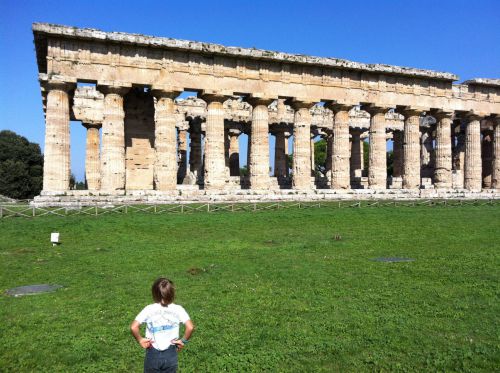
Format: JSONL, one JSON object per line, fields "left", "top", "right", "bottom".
{"left": 51, "top": 232, "right": 59, "bottom": 245}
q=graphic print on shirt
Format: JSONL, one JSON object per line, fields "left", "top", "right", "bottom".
{"left": 147, "top": 309, "right": 180, "bottom": 346}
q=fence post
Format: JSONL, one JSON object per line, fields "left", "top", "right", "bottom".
{"left": 253, "top": 203, "right": 257, "bottom": 211}
{"left": 181, "top": 204, "right": 184, "bottom": 213}
{"left": 32, "top": 206, "right": 36, "bottom": 217}
{"left": 95, "top": 204, "right": 98, "bottom": 216}
{"left": 125, "top": 204, "right": 128, "bottom": 214}
{"left": 154, "top": 204, "right": 157, "bottom": 213}
{"left": 207, "top": 203, "right": 210, "bottom": 212}
{"left": 0, "top": 205, "right": 3, "bottom": 218}
{"left": 231, "top": 203, "right": 234, "bottom": 212}
{"left": 298, "top": 202, "right": 301, "bottom": 209}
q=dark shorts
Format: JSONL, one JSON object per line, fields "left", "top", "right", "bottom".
{"left": 144, "top": 345, "right": 178, "bottom": 373}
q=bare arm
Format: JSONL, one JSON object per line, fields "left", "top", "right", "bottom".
{"left": 130, "top": 320, "right": 152, "bottom": 349}
{"left": 172, "top": 320, "right": 195, "bottom": 351}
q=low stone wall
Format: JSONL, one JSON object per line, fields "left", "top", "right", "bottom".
{"left": 32, "top": 188, "right": 499, "bottom": 207}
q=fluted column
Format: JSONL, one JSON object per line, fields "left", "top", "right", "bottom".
{"left": 310, "top": 137, "right": 315, "bottom": 176}
{"left": 274, "top": 129, "right": 288, "bottom": 177}
{"left": 328, "top": 105, "right": 351, "bottom": 189}
{"left": 392, "top": 130, "right": 403, "bottom": 178}
{"left": 365, "top": 106, "right": 387, "bottom": 189}
{"left": 98, "top": 85, "right": 129, "bottom": 191}
{"left": 150, "top": 90, "right": 178, "bottom": 191}
{"left": 482, "top": 131, "right": 493, "bottom": 188}
{"left": 248, "top": 98, "right": 273, "bottom": 189}
{"left": 228, "top": 129, "right": 240, "bottom": 176}
{"left": 189, "top": 122, "right": 203, "bottom": 183}
{"left": 434, "top": 112, "right": 453, "bottom": 189}
{"left": 493, "top": 119, "right": 500, "bottom": 189}
{"left": 401, "top": 109, "right": 421, "bottom": 189}
{"left": 202, "top": 94, "right": 228, "bottom": 190}
{"left": 42, "top": 81, "right": 73, "bottom": 192}
{"left": 177, "top": 129, "right": 187, "bottom": 183}
{"left": 291, "top": 101, "right": 314, "bottom": 189}
{"left": 464, "top": 115, "right": 482, "bottom": 191}
{"left": 84, "top": 123, "right": 101, "bottom": 190}
{"left": 420, "top": 129, "right": 434, "bottom": 178}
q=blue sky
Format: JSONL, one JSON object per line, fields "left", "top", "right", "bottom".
{"left": 1, "top": 0, "right": 499, "bottom": 181}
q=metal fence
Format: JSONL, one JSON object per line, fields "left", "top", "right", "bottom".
{"left": 0, "top": 199, "right": 498, "bottom": 219}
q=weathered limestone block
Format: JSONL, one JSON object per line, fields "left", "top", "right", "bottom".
{"left": 249, "top": 99, "right": 273, "bottom": 189}
{"left": 464, "top": 116, "right": 482, "bottom": 191}
{"left": 292, "top": 102, "right": 314, "bottom": 189}
{"left": 43, "top": 82, "right": 72, "bottom": 192}
{"left": 203, "top": 95, "right": 227, "bottom": 190}
{"left": 392, "top": 130, "right": 403, "bottom": 178}
{"left": 402, "top": 110, "right": 421, "bottom": 189}
{"left": 434, "top": 113, "right": 453, "bottom": 188}
{"left": 152, "top": 91, "right": 178, "bottom": 191}
{"left": 99, "top": 86, "right": 129, "bottom": 191}
{"left": 366, "top": 107, "right": 387, "bottom": 189}
{"left": 481, "top": 131, "right": 493, "bottom": 188}
{"left": 329, "top": 106, "right": 351, "bottom": 189}
{"left": 228, "top": 129, "right": 240, "bottom": 176}
{"left": 493, "top": 119, "right": 500, "bottom": 189}
{"left": 84, "top": 124, "right": 101, "bottom": 190}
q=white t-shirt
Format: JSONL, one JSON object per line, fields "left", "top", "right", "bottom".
{"left": 135, "top": 303, "right": 190, "bottom": 351}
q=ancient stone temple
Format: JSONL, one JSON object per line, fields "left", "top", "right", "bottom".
{"left": 32, "top": 23, "right": 500, "bottom": 205}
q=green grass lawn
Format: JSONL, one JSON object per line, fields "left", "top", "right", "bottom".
{"left": 1, "top": 205, "right": 499, "bottom": 372}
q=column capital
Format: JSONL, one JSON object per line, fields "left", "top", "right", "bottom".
{"left": 324, "top": 101, "right": 355, "bottom": 113}
{"left": 200, "top": 90, "right": 233, "bottom": 103}
{"left": 39, "top": 73, "right": 76, "bottom": 92}
{"left": 361, "top": 104, "right": 389, "bottom": 116}
{"left": 246, "top": 94, "right": 275, "bottom": 107}
{"left": 397, "top": 106, "right": 427, "bottom": 118}
{"left": 431, "top": 109, "right": 454, "bottom": 121}
{"left": 288, "top": 98, "right": 317, "bottom": 110}
{"left": 97, "top": 82, "right": 131, "bottom": 96}
{"left": 151, "top": 88, "right": 181, "bottom": 100}
{"left": 82, "top": 122, "right": 102, "bottom": 130}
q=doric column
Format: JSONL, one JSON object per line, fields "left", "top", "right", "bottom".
{"left": 151, "top": 89, "right": 179, "bottom": 191}
{"left": 42, "top": 81, "right": 73, "bottom": 192}
{"left": 98, "top": 85, "right": 129, "bottom": 191}
{"left": 327, "top": 104, "right": 351, "bottom": 189}
{"left": 464, "top": 115, "right": 482, "bottom": 191}
{"left": 228, "top": 129, "right": 240, "bottom": 176}
{"left": 365, "top": 106, "right": 388, "bottom": 189}
{"left": 493, "top": 119, "right": 500, "bottom": 189}
{"left": 482, "top": 130, "right": 493, "bottom": 188}
{"left": 202, "top": 93, "right": 228, "bottom": 190}
{"left": 420, "top": 129, "right": 434, "bottom": 178}
{"left": 392, "top": 130, "right": 403, "bottom": 178}
{"left": 189, "top": 120, "right": 203, "bottom": 182}
{"left": 248, "top": 97, "right": 274, "bottom": 189}
{"left": 274, "top": 129, "right": 287, "bottom": 177}
{"left": 291, "top": 100, "right": 314, "bottom": 189}
{"left": 84, "top": 123, "right": 101, "bottom": 190}
{"left": 350, "top": 130, "right": 363, "bottom": 177}
{"left": 434, "top": 112, "right": 453, "bottom": 189}
{"left": 401, "top": 109, "right": 421, "bottom": 189}
{"left": 325, "top": 133, "right": 333, "bottom": 172}
{"left": 177, "top": 128, "right": 187, "bottom": 183}
{"left": 310, "top": 137, "right": 315, "bottom": 175}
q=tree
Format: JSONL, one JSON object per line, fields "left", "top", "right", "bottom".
{"left": 0, "top": 130, "right": 43, "bottom": 199}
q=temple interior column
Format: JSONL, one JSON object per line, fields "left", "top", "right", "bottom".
{"left": 291, "top": 101, "right": 314, "bottom": 189}
{"left": 177, "top": 128, "right": 188, "bottom": 184}
{"left": 325, "top": 133, "right": 333, "bottom": 173}
{"left": 42, "top": 81, "right": 73, "bottom": 192}
{"left": 84, "top": 123, "right": 101, "bottom": 190}
{"left": 329, "top": 104, "right": 351, "bottom": 189}
{"left": 493, "top": 119, "right": 500, "bottom": 189}
{"left": 402, "top": 109, "right": 421, "bottom": 189}
{"left": 228, "top": 129, "right": 240, "bottom": 176}
{"left": 392, "top": 130, "right": 403, "bottom": 178}
{"left": 274, "top": 129, "right": 287, "bottom": 177}
{"left": 350, "top": 129, "right": 363, "bottom": 178}
{"left": 434, "top": 112, "right": 453, "bottom": 189}
{"left": 464, "top": 115, "right": 482, "bottom": 191}
{"left": 310, "top": 136, "right": 316, "bottom": 176}
{"left": 248, "top": 98, "right": 273, "bottom": 189}
{"left": 481, "top": 130, "right": 493, "bottom": 188}
{"left": 151, "top": 89, "right": 178, "bottom": 191}
{"left": 365, "top": 106, "right": 387, "bottom": 189}
{"left": 98, "top": 85, "right": 129, "bottom": 191}
{"left": 189, "top": 121, "right": 203, "bottom": 184}
{"left": 202, "top": 94, "right": 227, "bottom": 189}
{"left": 421, "top": 128, "right": 435, "bottom": 179}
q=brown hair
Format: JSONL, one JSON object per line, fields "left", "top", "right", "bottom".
{"left": 152, "top": 277, "right": 175, "bottom": 306}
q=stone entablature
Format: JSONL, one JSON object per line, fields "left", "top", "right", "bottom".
{"left": 32, "top": 23, "right": 500, "bottom": 201}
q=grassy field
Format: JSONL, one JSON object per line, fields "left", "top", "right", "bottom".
{"left": 0, "top": 205, "right": 499, "bottom": 372}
